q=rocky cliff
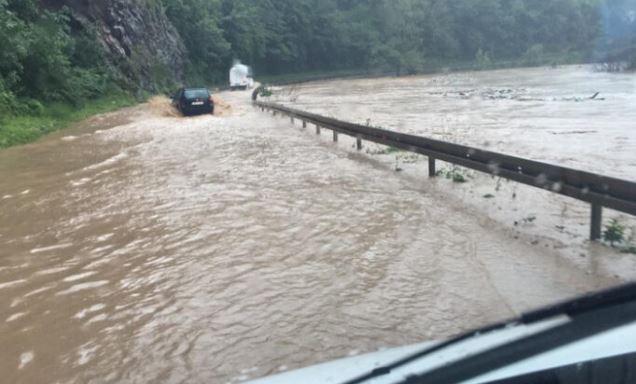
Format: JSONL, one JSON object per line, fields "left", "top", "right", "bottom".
{"left": 41, "top": 0, "right": 186, "bottom": 91}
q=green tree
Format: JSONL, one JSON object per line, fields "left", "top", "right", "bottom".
{"left": 162, "top": 0, "right": 231, "bottom": 83}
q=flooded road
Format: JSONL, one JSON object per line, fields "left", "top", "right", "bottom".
{"left": 0, "top": 80, "right": 625, "bottom": 383}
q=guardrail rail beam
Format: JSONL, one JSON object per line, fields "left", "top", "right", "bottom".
{"left": 254, "top": 100, "right": 636, "bottom": 242}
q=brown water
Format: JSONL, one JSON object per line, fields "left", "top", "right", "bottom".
{"left": 273, "top": 65, "right": 636, "bottom": 179}
{"left": 0, "top": 82, "right": 622, "bottom": 384}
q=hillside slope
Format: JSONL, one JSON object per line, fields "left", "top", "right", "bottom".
{"left": 41, "top": 0, "right": 186, "bottom": 91}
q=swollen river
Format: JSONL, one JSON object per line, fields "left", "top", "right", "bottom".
{"left": 0, "top": 68, "right": 628, "bottom": 383}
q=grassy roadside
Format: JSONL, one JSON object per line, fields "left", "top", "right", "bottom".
{"left": 0, "top": 93, "right": 137, "bottom": 149}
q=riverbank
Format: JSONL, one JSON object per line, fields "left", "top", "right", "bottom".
{"left": 256, "top": 52, "right": 588, "bottom": 86}
{"left": 0, "top": 93, "right": 137, "bottom": 149}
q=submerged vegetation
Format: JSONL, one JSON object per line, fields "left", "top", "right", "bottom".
{"left": 437, "top": 167, "right": 470, "bottom": 183}
{"left": 257, "top": 86, "right": 273, "bottom": 98}
{"left": 604, "top": 219, "right": 626, "bottom": 247}
{"left": 603, "top": 219, "right": 636, "bottom": 254}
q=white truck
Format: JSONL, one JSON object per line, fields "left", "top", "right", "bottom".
{"left": 229, "top": 63, "right": 254, "bottom": 91}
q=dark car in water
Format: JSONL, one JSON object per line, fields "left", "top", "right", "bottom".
{"left": 173, "top": 88, "right": 214, "bottom": 116}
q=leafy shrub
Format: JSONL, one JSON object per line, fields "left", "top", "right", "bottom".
{"left": 604, "top": 219, "right": 625, "bottom": 247}
{"left": 0, "top": 1, "right": 115, "bottom": 106}
{"left": 258, "top": 86, "right": 273, "bottom": 97}
{"left": 450, "top": 172, "right": 467, "bottom": 183}
{"left": 0, "top": 78, "right": 18, "bottom": 115}
{"left": 23, "top": 99, "right": 44, "bottom": 115}
{"left": 438, "top": 167, "right": 468, "bottom": 183}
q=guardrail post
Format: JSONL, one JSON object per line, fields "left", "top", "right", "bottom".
{"left": 316, "top": 125, "right": 321, "bottom": 135}
{"left": 590, "top": 204, "right": 603, "bottom": 241}
{"left": 333, "top": 130, "right": 338, "bottom": 142}
{"left": 356, "top": 136, "right": 362, "bottom": 150}
{"left": 273, "top": 111, "right": 277, "bottom": 116}
{"left": 428, "top": 157, "right": 436, "bottom": 177}
{"left": 302, "top": 121, "right": 307, "bottom": 129}
{"left": 291, "top": 117, "right": 294, "bottom": 124}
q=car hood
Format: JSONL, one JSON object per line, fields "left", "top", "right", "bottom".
{"left": 248, "top": 317, "right": 636, "bottom": 384}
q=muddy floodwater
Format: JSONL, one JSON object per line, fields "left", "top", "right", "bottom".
{"left": 274, "top": 65, "right": 636, "bottom": 179}
{"left": 0, "top": 67, "right": 631, "bottom": 383}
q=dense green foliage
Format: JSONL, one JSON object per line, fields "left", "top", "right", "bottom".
{"left": 2, "top": 0, "right": 635, "bottom": 109}
{"left": 598, "top": 0, "right": 636, "bottom": 69}
{"left": 0, "top": 0, "right": 112, "bottom": 114}
{"left": 1, "top": 0, "right": 635, "bottom": 148}
{"left": 0, "top": 0, "right": 123, "bottom": 147}
{"left": 604, "top": 219, "right": 626, "bottom": 247}
{"left": 162, "top": 0, "right": 635, "bottom": 83}
{"left": 161, "top": 0, "right": 231, "bottom": 84}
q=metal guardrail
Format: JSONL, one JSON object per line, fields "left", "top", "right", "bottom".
{"left": 254, "top": 100, "right": 636, "bottom": 241}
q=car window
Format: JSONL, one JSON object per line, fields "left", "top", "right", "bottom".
{"left": 184, "top": 89, "right": 209, "bottom": 99}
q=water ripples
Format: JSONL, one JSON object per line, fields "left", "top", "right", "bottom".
{"left": 0, "top": 89, "right": 619, "bottom": 383}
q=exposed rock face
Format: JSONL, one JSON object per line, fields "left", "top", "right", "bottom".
{"left": 41, "top": 0, "right": 186, "bottom": 91}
